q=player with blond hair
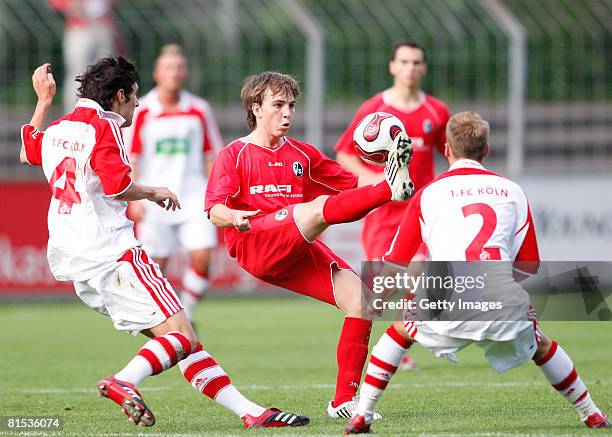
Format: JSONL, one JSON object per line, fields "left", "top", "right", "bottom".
{"left": 345, "top": 111, "right": 610, "bottom": 433}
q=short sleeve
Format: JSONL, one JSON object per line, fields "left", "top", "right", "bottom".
{"left": 382, "top": 192, "right": 424, "bottom": 265}
{"left": 90, "top": 120, "right": 132, "bottom": 197}
{"left": 306, "top": 145, "right": 358, "bottom": 195}
{"left": 205, "top": 147, "right": 241, "bottom": 212}
{"left": 21, "top": 124, "right": 44, "bottom": 166}
{"left": 334, "top": 103, "right": 372, "bottom": 155}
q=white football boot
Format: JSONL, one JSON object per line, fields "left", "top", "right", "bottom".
{"left": 384, "top": 131, "right": 414, "bottom": 201}
{"left": 326, "top": 396, "right": 382, "bottom": 420}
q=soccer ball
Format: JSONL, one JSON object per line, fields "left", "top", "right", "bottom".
{"left": 353, "top": 112, "right": 406, "bottom": 165}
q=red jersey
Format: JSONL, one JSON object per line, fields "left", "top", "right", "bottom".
{"left": 334, "top": 91, "right": 450, "bottom": 260}
{"left": 205, "top": 136, "right": 358, "bottom": 254}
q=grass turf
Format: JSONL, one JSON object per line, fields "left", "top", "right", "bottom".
{"left": 0, "top": 296, "right": 610, "bottom": 436}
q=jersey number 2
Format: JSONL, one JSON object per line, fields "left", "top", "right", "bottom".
{"left": 462, "top": 203, "right": 501, "bottom": 261}
{"left": 49, "top": 157, "right": 81, "bottom": 214}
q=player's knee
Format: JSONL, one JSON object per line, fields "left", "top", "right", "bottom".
{"left": 175, "top": 326, "right": 199, "bottom": 352}
{"left": 532, "top": 334, "right": 553, "bottom": 362}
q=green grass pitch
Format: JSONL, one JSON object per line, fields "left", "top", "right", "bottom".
{"left": 1, "top": 296, "right": 610, "bottom": 436}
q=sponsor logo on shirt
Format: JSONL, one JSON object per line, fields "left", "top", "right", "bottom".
{"left": 275, "top": 209, "right": 289, "bottom": 221}
{"left": 292, "top": 162, "right": 303, "bottom": 177}
{"left": 267, "top": 161, "right": 283, "bottom": 167}
{"left": 155, "top": 137, "right": 190, "bottom": 155}
{"left": 249, "top": 184, "right": 292, "bottom": 194}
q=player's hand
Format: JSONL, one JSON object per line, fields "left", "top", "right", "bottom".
{"left": 232, "top": 209, "right": 261, "bottom": 232}
{"left": 149, "top": 187, "right": 181, "bottom": 211}
{"left": 32, "top": 63, "right": 56, "bottom": 103}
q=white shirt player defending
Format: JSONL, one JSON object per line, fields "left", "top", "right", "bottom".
{"left": 26, "top": 99, "right": 139, "bottom": 282}
{"left": 21, "top": 95, "right": 184, "bottom": 334}
{"left": 125, "top": 89, "right": 222, "bottom": 258}
{"left": 384, "top": 159, "right": 540, "bottom": 371}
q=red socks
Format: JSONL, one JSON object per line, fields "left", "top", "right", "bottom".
{"left": 333, "top": 317, "right": 373, "bottom": 406}
{"left": 322, "top": 182, "right": 391, "bottom": 225}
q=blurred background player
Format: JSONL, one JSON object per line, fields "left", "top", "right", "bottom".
{"left": 345, "top": 112, "right": 610, "bottom": 433}
{"left": 206, "top": 71, "right": 414, "bottom": 418}
{"left": 125, "top": 44, "right": 223, "bottom": 320}
{"left": 334, "top": 40, "right": 450, "bottom": 371}
{"left": 20, "top": 59, "right": 308, "bottom": 429}
{"left": 48, "top": 0, "right": 118, "bottom": 113}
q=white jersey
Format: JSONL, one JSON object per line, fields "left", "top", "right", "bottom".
{"left": 125, "top": 89, "right": 223, "bottom": 223}
{"left": 384, "top": 159, "right": 540, "bottom": 341}
{"left": 21, "top": 98, "right": 139, "bottom": 281}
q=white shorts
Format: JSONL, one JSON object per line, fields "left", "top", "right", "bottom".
{"left": 405, "top": 321, "right": 539, "bottom": 373}
{"left": 74, "top": 247, "right": 183, "bottom": 335}
{"left": 138, "top": 216, "right": 217, "bottom": 259}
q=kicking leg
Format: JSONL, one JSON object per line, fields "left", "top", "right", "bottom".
{"left": 294, "top": 132, "right": 414, "bottom": 242}
{"left": 533, "top": 332, "right": 609, "bottom": 428}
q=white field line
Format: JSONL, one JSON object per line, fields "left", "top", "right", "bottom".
{"left": 3, "top": 380, "right": 610, "bottom": 394}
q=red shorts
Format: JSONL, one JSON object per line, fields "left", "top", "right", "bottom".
{"left": 228, "top": 205, "right": 352, "bottom": 306}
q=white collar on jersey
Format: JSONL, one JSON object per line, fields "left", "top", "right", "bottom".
{"left": 449, "top": 159, "right": 486, "bottom": 171}
{"left": 144, "top": 88, "right": 192, "bottom": 116}
{"left": 75, "top": 98, "right": 126, "bottom": 125}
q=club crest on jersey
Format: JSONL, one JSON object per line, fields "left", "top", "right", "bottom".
{"left": 275, "top": 209, "right": 289, "bottom": 221}
{"left": 423, "top": 119, "right": 433, "bottom": 134}
{"left": 292, "top": 162, "right": 303, "bottom": 177}
{"left": 364, "top": 113, "right": 393, "bottom": 141}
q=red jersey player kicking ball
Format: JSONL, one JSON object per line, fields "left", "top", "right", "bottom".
{"left": 20, "top": 60, "right": 307, "bottom": 429}
{"left": 205, "top": 71, "right": 414, "bottom": 418}
{"left": 344, "top": 112, "right": 610, "bottom": 433}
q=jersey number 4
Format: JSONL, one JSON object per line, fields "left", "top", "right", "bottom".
{"left": 462, "top": 203, "right": 501, "bottom": 261}
{"left": 49, "top": 157, "right": 81, "bottom": 214}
